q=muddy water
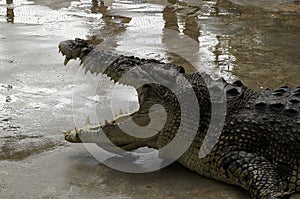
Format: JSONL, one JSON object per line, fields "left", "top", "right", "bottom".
{"left": 0, "top": 0, "right": 299, "bottom": 198}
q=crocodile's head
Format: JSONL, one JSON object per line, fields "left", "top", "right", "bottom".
{"left": 59, "top": 38, "right": 95, "bottom": 65}
{"left": 59, "top": 39, "right": 191, "bottom": 152}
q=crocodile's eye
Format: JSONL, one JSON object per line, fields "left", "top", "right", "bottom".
{"left": 177, "top": 66, "right": 185, "bottom": 74}
{"left": 143, "top": 84, "right": 151, "bottom": 89}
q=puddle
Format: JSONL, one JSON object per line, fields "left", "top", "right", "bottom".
{"left": 0, "top": 134, "right": 64, "bottom": 160}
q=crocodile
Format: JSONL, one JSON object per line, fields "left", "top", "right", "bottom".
{"left": 59, "top": 38, "right": 300, "bottom": 199}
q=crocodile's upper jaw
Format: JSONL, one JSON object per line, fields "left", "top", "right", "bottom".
{"left": 58, "top": 38, "right": 93, "bottom": 65}
{"left": 64, "top": 128, "right": 82, "bottom": 143}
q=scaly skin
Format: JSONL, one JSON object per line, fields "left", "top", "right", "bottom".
{"left": 59, "top": 38, "right": 300, "bottom": 199}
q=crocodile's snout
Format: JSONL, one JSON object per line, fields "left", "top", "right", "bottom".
{"left": 58, "top": 40, "right": 74, "bottom": 65}
{"left": 59, "top": 39, "right": 92, "bottom": 65}
{"left": 64, "top": 128, "right": 82, "bottom": 143}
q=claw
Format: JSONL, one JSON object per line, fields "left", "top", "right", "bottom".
{"left": 84, "top": 67, "right": 89, "bottom": 74}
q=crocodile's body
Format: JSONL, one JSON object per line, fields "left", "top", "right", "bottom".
{"left": 59, "top": 38, "right": 300, "bottom": 199}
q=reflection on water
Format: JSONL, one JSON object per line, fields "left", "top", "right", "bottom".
{"left": 6, "top": 0, "right": 13, "bottom": 23}
{"left": 222, "top": 0, "right": 299, "bottom": 88}
{"left": 86, "top": 0, "right": 299, "bottom": 89}
{"left": 162, "top": 1, "right": 201, "bottom": 72}
{"left": 87, "top": 0, "right": 132, "bottom": 45}
{"left": 0, "top": 0, "right": 299, "bottom": 89}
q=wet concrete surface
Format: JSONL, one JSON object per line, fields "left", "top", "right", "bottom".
{"left": 0, "top": 0, "right": 300, "bottom": 198}
{"left": 0, "top": 145, "right": 250, "bottom": 199}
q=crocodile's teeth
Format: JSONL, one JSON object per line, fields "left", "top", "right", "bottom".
{"left": 75, "top": 127, "right": 78, "bottom": 134}
{"left": 84, "top": 67, "right": 89, "bottom": 74}
{"left": 64, "top": 57, "right": 71, "bottom": 65}
{"left": 86, "top": 116, "right": 91, "bottom": 125}
{"left": 105, "top": 119, "right": 109, "bottom": 125}
{"left": 119, "top": 109, "right": 124, "bottom": 115}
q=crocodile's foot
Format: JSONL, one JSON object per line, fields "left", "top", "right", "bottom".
{"left": 266, "top": 190, "right": 294, "bottom": 199}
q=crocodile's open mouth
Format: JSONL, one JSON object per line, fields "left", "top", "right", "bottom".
{"left": 58, "top": 38, "right": 93, "bottom": 66}
{"left": 59, "top": 39, "right": 167, "bottom": 151}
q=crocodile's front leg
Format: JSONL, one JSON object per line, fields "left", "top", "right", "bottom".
{"left": 220, "top": 151, "right": 293, "bottom": 199}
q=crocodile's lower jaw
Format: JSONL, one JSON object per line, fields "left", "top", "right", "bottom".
{"left": 64, "top": 124, "right": 146, "bottom": 152}
{"left": 64, "top": 129, "right": 82, "bottom": 143}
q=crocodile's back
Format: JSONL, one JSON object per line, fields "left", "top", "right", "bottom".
{"left": 222, "top": 85, "right": 300, "bottom": 191}
{"left": 178, "top": 81, "right": 300, "bottom": 197}
{"left": 228, "top": 85, "right": 300, "bottom": 155}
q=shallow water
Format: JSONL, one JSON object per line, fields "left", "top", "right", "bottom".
{"left": 2, "top": 0, "right": 298, "bottom": 87}
{"left": 0, "top": 0, "right": 299, "bottom": 198}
